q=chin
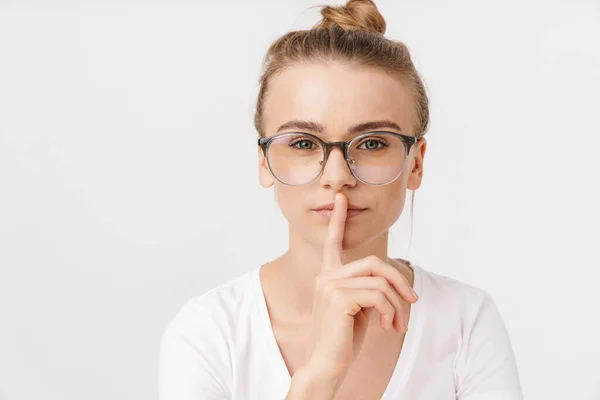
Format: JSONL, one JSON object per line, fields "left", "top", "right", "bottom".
{"left": 310, "top": 219, "right": 382, "bottom": 251}
{"left": 340, "top": 232, "right": 371, "bottom": 251}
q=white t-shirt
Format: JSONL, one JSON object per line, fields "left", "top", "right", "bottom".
{"left": 159, "top": 263, "right": 523, "bottom": 400}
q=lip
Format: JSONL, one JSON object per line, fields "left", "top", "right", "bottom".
{"left": 312, "top": 202, "right": 365, "bottom": 211}
{"left": 313, "top": 208, "right": 366, "bottom": 220}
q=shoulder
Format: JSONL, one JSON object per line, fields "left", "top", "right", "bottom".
{"left": 412, "top": 264, "right": 512, "bottom": 354}
{"left": 163, "top": 266, "right": 259, "bottom": 339}
{"left": 159, "top": 267, "right": 261, "bottom": 399}
{"left": 414, "top": 264, "right": 495, "bottom": 318}
{"left": 411, "top": 265, "right": 523, "bottom": 398}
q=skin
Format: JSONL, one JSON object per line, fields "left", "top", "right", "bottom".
{"left": 257, "top": 61, "right": 428, "bottom": 389}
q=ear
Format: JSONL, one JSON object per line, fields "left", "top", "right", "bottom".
{"left": 258, "top": 146, "right": 274, "bottom": 188}
{"left": 407, "top": 137, "right": 427, "bottom": 191}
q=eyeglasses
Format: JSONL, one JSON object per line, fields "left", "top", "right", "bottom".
{"left": 258, "top": 131, "right": 417, "bottom": 186}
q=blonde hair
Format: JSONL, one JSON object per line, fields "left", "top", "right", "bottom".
{"left": 254, "top": 0, "right": 430, "bottom": 139}
{"left": 255, "top": 0, "right": 428, "bottom": 254}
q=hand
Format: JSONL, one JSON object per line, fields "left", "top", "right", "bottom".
{"left": 300, "top": 192, "right": 419, "bottom": 385}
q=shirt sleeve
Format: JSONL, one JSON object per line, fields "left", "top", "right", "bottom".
{"left": 454, "top": 291, "right": 524, "bottom": 400}
{"left": 158, "top": 298, "right": 231, "bottom": 400}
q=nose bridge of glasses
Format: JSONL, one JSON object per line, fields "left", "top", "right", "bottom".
{"left": 319, "top": 141, "right": 355, "bottom": 179}
{"left": 323, "top": 141, "right": 350, "bottom": 162}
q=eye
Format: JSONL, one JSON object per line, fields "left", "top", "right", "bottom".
{"left": 290, "top": 138, "right": 317, "bottom": 150}
{"left": 357, "top": 138, "right": 388, "bottom": 150}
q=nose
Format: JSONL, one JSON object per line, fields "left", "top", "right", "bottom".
{"left": 319, "top": 146, "right": 357, "bottom": 190}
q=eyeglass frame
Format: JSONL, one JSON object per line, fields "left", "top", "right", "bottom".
{"left": 257, "top": 130, "right": 418, "bottom": 186}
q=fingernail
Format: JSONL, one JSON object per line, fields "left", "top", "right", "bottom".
{"left": 411, "top": 288, "right": 418, "bottom": 300}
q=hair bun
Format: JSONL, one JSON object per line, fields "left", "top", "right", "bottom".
{"left": 315, "top": 0, "right": 386, "bottom": 35}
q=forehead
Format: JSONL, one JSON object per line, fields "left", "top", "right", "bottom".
{"left": 262, "top": 62, "right": 416, "bottom": 137}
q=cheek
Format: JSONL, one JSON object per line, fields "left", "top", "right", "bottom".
{"left": 376, "top": 186, "right": 407, "bottom": 223}
{"left": 274, "top": 185, "right": 306, "bottom": 222}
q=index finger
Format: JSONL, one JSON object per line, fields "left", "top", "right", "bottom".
{"left": 322, "top": 192, "right": 347, "bottom": 270}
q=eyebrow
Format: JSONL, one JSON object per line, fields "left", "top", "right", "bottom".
{"left": 276, "top": 119, "right": 403, "bottom": 137}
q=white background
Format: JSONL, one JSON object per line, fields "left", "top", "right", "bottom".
{"left": 1, "top": 0, "right": 599, "bottom": 399}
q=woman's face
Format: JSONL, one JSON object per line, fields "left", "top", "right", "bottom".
{"left": 258, "top": 62, "right": 427, "bottom": 250}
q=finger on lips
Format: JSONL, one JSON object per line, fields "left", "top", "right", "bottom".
{"left": 323, "top": 192, "right": 347, "bottom": 270}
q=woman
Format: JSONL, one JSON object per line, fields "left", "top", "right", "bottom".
{"left": 159, "top": 1, "right": 523, "bottom": 399}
